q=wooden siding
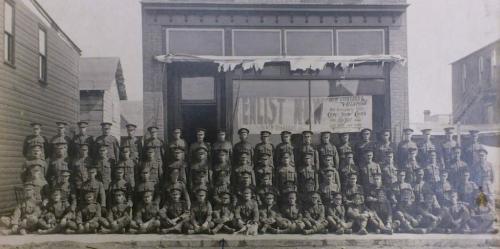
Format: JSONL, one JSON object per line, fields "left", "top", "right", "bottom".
{"left": 0, "top": 0, "right": 80, "bottom": 214}
{"left": 102, "top": 80, "right": 121, "bottom": 138}
{"left": 80, "top": 91, "right": 104, "bottom": 137}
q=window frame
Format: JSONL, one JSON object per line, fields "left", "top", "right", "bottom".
{"left": 3, "top": 0, "right": 15, "bottom": 67}
{"left": 38, "top": 26, "right": 47, "bottom": 83}
{"left": 180, "top": 76, "right": 217, "bottom": 104}
{"left": 335, "top": 28, "right": 386, "bottom": 56}
{"left": 165, "top": 28, "right": 225, "bottom": 56}
{"left": 231, "top": 29, "right": 282, "bottom": 56}
{"left": 284, "top": 29, "right": 334, "bottom": 56}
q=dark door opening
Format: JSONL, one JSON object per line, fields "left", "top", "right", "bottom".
{"left": 181, "top": 105, "right": 218, "bottom": 144}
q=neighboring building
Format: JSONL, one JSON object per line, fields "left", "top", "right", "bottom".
{"left": 79, "top": 57, "right": 127, "bottom": 138}
{"left": 452, "top": 39, "right": 500, "bottom": 125}
{"left": 121, "top": 100, "right": 144, "bottom": 137}
{"left": 142, "top": 0, "right": 409, "bottom": 144}
{"left": 0, "top": 0, "right": 81, "bottom": 213}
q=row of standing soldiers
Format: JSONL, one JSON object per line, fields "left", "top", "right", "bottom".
{"left": 0, "top": 121, "right": 496, "bottom": 235}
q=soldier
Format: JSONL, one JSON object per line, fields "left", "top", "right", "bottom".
{"left": 318, "top": 166, "right": 341, "bottom": 207}
{"left": 275, "top": 152, "right": 297, "bottom": 197}
{"left": 343, "top": 173, "right": 364, "bottom": 206}
{"left": 140, "top": 146, "right": 163, "bottom": 187}
{"left": 401, "top": 147, "right": 420, "bottom": 185}
{"left": 47, "top": 142, "right": 69, "bottom": 186}
{"left": 392, "top": 188, "right": 426, "bottom": 233}
{"left": 166, "top": 146, "right": 188, "bottom": 184}
{"left": 189, "top": 146, "right": 212, "bottom": 191}
{"left": 457, "top": 170, "right": 479, "bottom": 206}
{"left": 211, "top": 169, "right": 233, "bottom": 208}
{"left": 439, "top": 127, "right": 458, "bottom": 168}
{"left": 447, "top": 146, "right": 468, "bottom": 188}
{"left": 417, "top": 129, "right": 436, "bottom": 165}
{"left": 142, "top": 126, "right": 165, "bottom": 163}
{"left": 94, "top": 144, "right": 114, "bottom": 190}
{"left": 211, "top": 189, "right": 236, "bottom": 234}
{"left": 254, "top": 153, "right": 274, "bottom": 188}
{"left": 120, "top": 123, "right": 142, "bottom": 162}
{"left": 167, "top": 128, "right": 187, "bottom": 162}
{"left": 397, "top": 128, "right": 418, "bottom": 167}
{"left": 212, "top": 130, "right": 233, "bottom": 163}
{"left": 463, "top": 130, "right": 484, "bottom": 166}
{"left": 117, "top": 146, "right": 137, "bottom": 188}
{"left": 326, "top": 193, "right": 352, "bottom": 234}
{"left": 232, "top": 151, "right": 255, "bottom": 190}
{"left": 380, "top": 150, "right": 398, "bottom": 187}
{"left": 337, "top": 132, "right": 353, "bottom": 166}
{"left": 339, "top": 151, "right": 359, "bottom": 188}
{"left": 23, "top": 122, "right": 49, "bottom": 159}
{"left": 375, "top": 129, "right": 396, "bottom": 164}
{"left": 272, "top": 185, "right": 305, "bottom": 234}
{"left": 233, "top": 169, "right": 256, "bottom": 205}
{"left": 0, "top": 183, "right": 41, "bottom": 235}
{"left": 162, "top": 166, "right": 191, "bottom": 209}
{"left": 435, "top": 170, "right": 453, "bottom": 205}
{"left": 413, "top": 168, "right": 432, "bottom": 205}
{"left": 108, "top": 166, "right": 133, "bottom": 208}
{"left": 274, "top": 130, "right": 295, "bottom": 166}
{"left": 49, "top": 122, "right": 72, "bottom": 159}
{"left": 297, "top": 131, "right": 319, "bottom": 171}
{"left": 188, "top": 128, "right": 211, "bottom": 163}
{"left": 134, "top": 166, "right": 160, "bottom": 206}
{"left": 440, "top": 191, "right": 471, "bottom": 233}
{"left": 468, "top": 188, "right": 498, "bottom": 234}
{"left": 212, "top": 149, "right": 232, "bottom": 188}
{"left": 471, "top": 148, "right": 494, "bottom": 196}
{"left": 76, "top": 190, "right": 106, "bottom": 233}
{"left": 297, "top": 153, "right": 319, "bottom": 203}
{"left": 359, "top": 149, "right": 382, "bottom": 189}
{"left": 302, "top": 192, "right": 328, "bottom": 234}
{"left": 21, "top": 159, "right": 49, "bottom": 205}
{"left": 346, "top": 192, "right": 390, "bottom": 235}
{"left": 130, "top": 188, "right": 161, "bottom": 233}
{"left": 187, "top": 185, "right": 213, "bottom": 234}
{"left": 423, "top": 149, "right": 442, "bottom": 188}
{"left": 354, "top": 128, "right": 376, "bottom": 164}
{"left": 159, "top": 182, "right": 191, "bottom": 234}
{"left": 22, "top": 144, "right": 48, "bottom": 182}
{"left": 365, "top": 173, "right": 393, "bottom": 233}
{"left": 38, "top": 186, "right": 77, "bottom": 234}
{"left": 56, "top": 169, "right": 77, "bottom": 212}
{"left": 233, "top": 128, "right": 253, "bottom": 164}
{"left": 254, "top": 130, "right": 274, "bottom": 165}
{"left": 317, "top": 131, "right": 339, "bottom": 169}
{"left": 233, "top": 187, "right": 260, "bottom": 235}
{"left": 390, "top": 170, "right": 412, "bottom": 208}
{"left": 258, "top": 188, "right": 281, "bottom": 234}
{"left": 94, "top": 122, "right": 120, "bottom": 162}
{"left": 103, "top": 189, "right": 132, "bottom": 233}
{"left": 415, "top": 192, "right": 443, "bottom": 234}
{"left": 71, "top": 143, "right": 91, "bottom": 192}
{"left": 255, "top": 172, "right": 275, "bottom": 206}
{"left": 72, "top": 121, "right": 94, "bottom": 161}
{"left": 81, "top": 166, "right": 106, "bottom": 209}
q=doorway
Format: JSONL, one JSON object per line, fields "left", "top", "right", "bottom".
{"left": 181, "top": 105, "right": 218, "bottom": 144}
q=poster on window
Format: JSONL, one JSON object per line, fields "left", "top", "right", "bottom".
{"left": 235, "top": 95, "right": 372, "bottom": 134}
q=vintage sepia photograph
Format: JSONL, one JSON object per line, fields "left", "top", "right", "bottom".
{"left": 0, "top": 0, "right": 498, "bottom": 248}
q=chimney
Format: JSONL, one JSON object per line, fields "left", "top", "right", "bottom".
{"left": 424, "top": 110, "right": 431, "bottom": 122}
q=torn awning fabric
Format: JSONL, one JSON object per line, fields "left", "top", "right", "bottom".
{"left": 154, "top": 54, "right": 406, "bottom": 72}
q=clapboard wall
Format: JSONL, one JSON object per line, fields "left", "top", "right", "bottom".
{"left": 0, "top": 0, "right": 80, "bottom": 213}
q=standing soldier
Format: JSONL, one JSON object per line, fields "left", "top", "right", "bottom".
{"left": 318, "top": 166, "right": 341, "bottom": 207}
{"left": 71, "top": 143, "right": 92, "bottom": 193}
{"left": 439, "top": 127, "right": 458, "bottom": 168}
{"left": 423, "top": 149, "right": 441, "bottom": 189}
{"left": 233, "top": 128, "right": 253, "bottom": 165}
{"left": 188, "top": 128, "right": 211, "bottom": 163}
{"left": 23, "top": 122, "right": 49, "bottom": 159}
{"left": 417, "top": 129, "right": 436, "bottom": 165}
{"left": 354, "top": 129, "right": 376, "bottom": 165}
{"left": 375, "top": 129, "right": 395, "bottom": 164}
{"left": 447, "top": 146, "right": 468, "bottom": 188}
{"left": 254, "top": 153, "right": 274, "bottom": 188}
{"left": 397, "top": 128, "right": 418, "bottom": 167}
{"left": 339, "top": 151, "right": 359, "bottom": 188}
{"left": 81, "top": 165, "right": 107, "bottom": 210}
{"left": 47, "top": 142, "right": 69, "bottom": 185}
{"left": 166, "top": 146, "right": 188, "bottom": 184}
{"left": 317, "top": 131, "right": 339, "bottom": 170}
{"left": 297, "top": 131, "right": 319, "bottom": 171}
{"left": 94, "top": 122, "right": 120, "bottom": 162}
{"left": 297, "top": 153, "right": 319, "bottom": 204}
{"left": 463, "top": 130, "right": 484, "bottom": 166}
{"left": 471, "top": 148, "right": 494, "bottom": 197}
{"left": 117, "top": 146, "right": 137, "bottom": 189}
{"left": 94, "top": 144, "right": 115, "bottom": 190}
{"left": 49, "top": 122, "right": 72, "bottom": 159}
{"left": 121, "top": 123, "right": 142, "bottom": 162}
{"left": 380, "top": 150, "right": 398, "bottom": 187}
{"left": 359, "top": 149, "right": 382, "bottom": 189}
{"left": 275, "top": 152, "right": 297, "bottom": 197}
{"left": 143, "top": 126, "right": 165, "bottom": 163}
{"left": 401, "top": 147, "right": 420, "bottom": 185}
{"left": 274, "top": 131, "right": 295, "bottom": 166}
{"left": 254, "top": 131, "right": 274, "bottom": 166}
{"left": 72, "top": 121, "right": 94, "bottom": 161}
{"left": 189, "top": 146, "right": 212, "bottom": 191}
{"left": 140, "top": 146, "right": 163, "bottom": 187}
{"left": 337, "top": 133, "right": 353, "bottom": 166}
{"left": 212, "top": 130, "right": 232, "bottom": 163}
{"left": 167, "top": 128, "right": 187, "bottom": 162}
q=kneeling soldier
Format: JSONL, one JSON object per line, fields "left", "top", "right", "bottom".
{"left": 0, "top": 183, "right": 41, "bottom": 235}
{"left": 187, "top": 185, "right": 213, "bottom": 234}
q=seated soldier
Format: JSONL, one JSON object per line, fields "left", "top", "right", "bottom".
{"left": 159, "top": 182, "right": 190, "bottom": 234}
{"left": 211, "top": 170, "right": 233, "bottom": 207}
{"left": 234, "top": 169, "right": 256, "bottom": 206}
{"left": 81, "top": 165, "right": 106, "bottom": 210}
{"left": 380, "top": 150, "right": 397, "bottom": 187}
{"left": 38, "top": 186, "right": 77, "bottom": 234}
{"left": 56, "top": 169, "right": 77, "bottom": 213}
{"left": 21, "top": 160, "right": 49, "bottom": 205}
{"left": 258, "top": 188, "right": 281, "bottom": 234}
{"left": 440, "top": 191, "right": 471, "bottom": 233}
{"left": 390, "top": 170, "right": 413, "bottom": 208}
{"left": 339, "top": 152, "right": 359, "bottom": 188}
{"left": 256, "top": 172, "right": 274, "bottom": 206}
{"left": 166, "top": 146, "right": 188, "bottom": 184}
{"left": 392, "top": 188, "right": 426, "bottom": 234}
{"left": 468, "top": 190, "right": 498, "bottom": 234}
{"left": 162, "top": 166, "right": 191, "bottom": 209}
{"left": 271, "top": 185, "right": 305, "bottom": 234}
{"left": 302, "top": 192, "right": 328, "bottom": 234}
{"left": 212, "top": 189, "right": 236, "bottom": 234}
{"left": 76, "top": 190, "right": 107, "bottom": 233}
{"left": 141, "top": 146, "right": 163, "bottom": 187}
{"left": 326, "top": 193, "right": 352, "bottom": 234}
{"left": 234, "top": 187, "right": 259, "bottom": 235}
{"left": 103, "top": 189, "right": 132, "bottom": 234}
{"left": 297, "top": 153, "right": 319, "bottom": 205}
{"left": 435, "top": 170, "right": 453, "bottom": 205}
{"left": 319, "top": 165, "right": 341, "bottom": 208}
{"left": 0, "top": 183, "right": 41, "bottom": 235}
{"left": 134, "top": 166, "right": 160, "bottom": 206}
{"left": 130, "top": 188, "right": 161, "bottom": 233}
{"left": 457, "top": 170, "right": 479, "bottom": 206}
{"left": 189, "top": 146, "right": 212, "bottom": 190}
{"left": 365, "top": 173, "right": 393, "bottom": 234}
{"left": 107, "top": 166, "right": 133, "bottom": 209}
{"left": 187, "top": 185, "right": 213, "bottom": 234}
{"left": 343, "top": 173, "right": 364, "bottom": 206}
{"left": 416, "top": 192, "right": 444, "bottom": 234}
{"left": 346, "top": 193, "right": 390, "bottom": 235}
{"left": 117, "top": 146, "right": 137, "bottom": 188}
{"left": 413, "top": 168, "right": 433, "bottom": 205}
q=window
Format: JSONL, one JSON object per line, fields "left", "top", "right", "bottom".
{"left": 38, "top": 28, "right": 47, "bottom": 82}
{"left": 166, "top": 29, "right": 224, "bottom": 56}
{"left": 181, "top": 77, "right": 215, "bottom": 102}
{"left": 232, "top": 29, "right": 281, "bottom": 56}
{"left": 461, "top": 63, "right": 467, "bottom": 92}
{"left": 3, "top": 1, "right": 14, "bottom": 65}
{"left": 336, "top": 29, "right": 385, "bottom": 56}
{"left": 285, "top": 30, "right": 333, "bottom": 56}
{"left": 478, "top": 56, "right": 484, "bottom": 82}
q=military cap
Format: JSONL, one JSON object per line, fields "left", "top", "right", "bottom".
{"left": 56, "top": 121, "right": 68, "bottom": 127}
{"left": 238, "top": 128, "right": 250, "bottom": 134}
{"left": 51, "top": 185, "right": 64, "bottom": 192}
{"left": 360, "top": 128, "right": 372, "bottom": 133}
{"left": 195, "top": 146, "right": 209, "bottom": 153}
{"left": 217, "top": 187, "right": 232, "bottom": 196}
{"left": 98, "top": 143, "right": 109, "bottom": 149}
{"left": 396, "top": 169, "right": 407, "bottom": 174}
{"left": 77, "top": 121, "right": 89, "bottom": 127}
{"left": 86, "top": 164, "right": 98, "bottom": 170}
{"left": 54, "top": 141, "right": 67, "bottom": 146}
{"left": 476, "top": 148, "right": 488, "bottom": 154}
{"left": 120, "top": 145, "right": 131, "bottom": 152}
{"left": 172, "top": 145, "right": 185, "bottom": 152}
{"left": 260, "top": 130, "right": 271, "bottom": 137}
{"left": 147, "top": 126, "right": 158, "bottom": 132}
{"left": 25, "top": 159, "right": 45, "bottom": 169}
{"left": 125, "top": 123, "right": 137, "bottom": 129}
{"left": 100, "top": 122, "right": 113, "bottom": 127}
{"left": 320, "top": 131, "right": 331, "bottom": 136}
{"left": 59, "top": 169, "right": 71, "bottom": 175}
{"left": 427, "top": 148, "right": 437, "bottom": 153}
{"left": 216, "top": 129, "right": 226, "bottom": 134}
{"left": 403, "top": 128, "right": 414, "bottom": 134}
{"left": 363, "top": 148, "right": 374, "bottom": 154}
{"left": 240, "top": 185, "right": 255, "bottom": 193}
{"left": 282, "top": 185, "right": 297, "bottom": 194}
{"left": 303, "top": 152, "right": 314, "bottom": 158}
{"left": 111, "top": 188, "right": 126, "bottom": 194}
{"left": 281, "top": 130, "right": 292, "bottom": 135}
{"left": 408, "top": 147, "right": 418, "bottom": 152}
{"left": 381, "top": 128, "right": 392, "bottom": 133}
{"left": 444, "top": 127, "right": 455, "bottom": 134}
{"left": 196, "top": 128, "right": 207, "bottom": 133}
{"left": 240, "top": 151, "right": 250, "bottom": 156}
{"left": 30, "top": 122, "right": 42, "bottom": 127}
{"left": 322, "top": 165, "right": 337, "bottom": 173}
{"left": 400, "top": 188, "right": 413, "bottom": 198}
{"left": 302, "top": 130, "right": 313, "bottom": 135}
{"left": 78, "top": 142, "right": 89, "bottom": 147}
{"left": 139, "top": 165, "right": 152, "bottom": 173}
{"left": 345, "top": 151, "right": 354, "bottom": 156}
{"left": 193, "top": 184, "right": 209, "bottom": 193}
{"left": 421, "top": 129, "right": 432, "bottom": 135}
{"left": 113, "top": 165, "right": 125, "bottom": 172}
{"left": 451, "top": 146, "right": 461, "bottom": 151}
{"left": 30, "top": 144, "right": 43, "bottom": 149}
{"left": 23, "top": 182, "right": 36, "bottom": 189}
{"left": 263, "top": 186, "right": 278, "bottom": 196}
{"left": 168, "top": 182, "right": 184, "bottom": 192}
{"left": 469, "top": 130, "right": 480, "bottom": 135}
{"left": 260, "top": 166, "right": 274, "bottom": 175}
{"left": 348, "top": 172, "right": 358, "bottom": 179}
{"left": 385, "top": 149, "right": 394, "bottom": 155}
{"left": 82, "top": 188, "right": 97, "bottom": 195}
{"left": 145, "top": 145, "right": 156, "bottom": 151}
{"left": 238, "top": 166, "right": 253, "bottom": 175}
{"left": 216, "top": 148, "right": 229, "bottom": 154}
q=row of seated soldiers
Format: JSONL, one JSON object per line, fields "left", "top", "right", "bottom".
{"left": 0, "top": 121, "right": 496, "bottom": 235}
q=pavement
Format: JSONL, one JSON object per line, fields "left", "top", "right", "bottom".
{"left": 0, "top": 234, "right": 499, "bottom": 249}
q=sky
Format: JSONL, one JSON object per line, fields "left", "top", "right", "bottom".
{"left": 38, "top": 0, "right": 500, "bottom": 123}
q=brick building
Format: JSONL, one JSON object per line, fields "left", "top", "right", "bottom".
{"left": 141, "top": 0, "right": 409, "bottom": 144}
{"left": 451, "top": 39, "right": 500, "bottom": 125}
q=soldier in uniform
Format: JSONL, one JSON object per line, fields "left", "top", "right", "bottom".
{"left": 189, "top": 146, "right": 212, "bottom": 191}
{"left": 417, "top": 129, "right": 436, "bottom": 165}
{"left": 103, "top": 188, "right": 132, "bottom": 233}
{"left": 415, "top": 192, "right": 443, "bottom": 234}
{"left": 380, "top": 150, "right": 398, "bottom": 187}
{"left": 211, "top": 168, "right": 232, "bottom": 208}
{"left": 343, "top": 173, "right": 364, "bottom": 206}
{"left": 346, "top": 192, "right": 390, "bottom": 235}
{"left": 435, "top": 170, "right": 453, "bottom": 205}
{"left": 397, "top": 128, "right": 418, "bottom": 167}
{"left": 187, "top": 185, "right": 213, "bottom": 234}
{"left": 0, "top": 183, "right": 41, "bottom": 235}
{"left": 401, "top": 147, "right": 420, "bottom": 185}
{"left": 463, "top": 130, "right": 484, "bottom": 166}
{"left": 447, "top": 146, "right": 468, "bottom": 188}
{"left": 375, "top": 129, "right": 395, "bottom": 164}
{"left": 188, "top": 128, "right": 211, "bottom": 163}
{"left": 55, "top": 169, "right": 77, "bottom": 212}
{"left": 166, "top": 146, "right": 188, "bottom": 184}
{"left": 94, "top": 144, "right": 114, "bottom": 190}
{"left": 392, "top": 188, "right": 426, "bottom": 233}
{"left": 76, "top": 190, "right": 106, "bottom": 233}
{"left": 233, "top": 128, "right": 253, "bottom": 165}
{"left": 167, "top": 128, "right": 187, "bottom": 162}
{"left": 117, "top": 146, "right": 137, "bottom": 188}
{"left": 302, "top": 192, "right": 328, "bottom": 234}
{"left": 318, "top": 166, "right": 341, "bottom": 207}
{"left": 439, "top": 127, "right": 458, "bottom": 168}
{"left": 354, "top": 128, "right": 376, "bottom": 165}
{"left": 21, "top": 158, "right": 49, "bottom": 205}
{"left": 72, "top": 121, "right": 94, "bottom": 161}
{"left": 317, "top": 131, "right": 339, "bottom": 170}
{"left": 255, "top": 172, "right": 275, "bottom": 206}
{"left": 47, "top": 142, "right": 69, "bottom": 185}
{"left": 134, "top": 166, "right": 160, "bottom": 206}
{"left": 212, "top": 149, "right": 232, "bottom": 188}
{"left": 162, "top": 165, "right": 191, "bottom": 209}
{"left": 232, "top": 151, "right": 255, "bottom": 190}
{"left": 326, "top": 193, "right": 352, "bottom": 234}
{"left": 94, "top": 122, "right": 120, "bottom": 162}
{"left": 274, "top": 131, "right": 295, "bottom": 166}
{"left": 339, "top": 151, "right": 359, "bottom": 188}
{"left": 413, "top": 168, "right": 432, "bottom": 205}
{"left": 159, "top": 182, "right": 191, "bottom": 234}
{"left": 471, "top": 148, "right": 494, "bottom": 196}
{"left": 297, "top": 131, "right": 319, "bottom": 171}
{"left": 365, "top": 173, "right": 393, "bottom": 233}
{"left": 297, "top": 153, "right": 319, "bottom": 202}
{"left": 275, "top": 152, "right": 297, "bottom": 198}
{"left": 468, "top": 188, "right": 498, "bottom": 234}
{"left": 212, "top": 130, "right": 233, "bottom": 163}
{"left": 81, "top": 165, "right": 106, "bottom": 209}
{"left": 233, "top": 169, "right": 255, "bottom": 205}
{"left": 130, "top": 188, "right": 161, "bottom": 233}
{"left": 423, "top": 149, "right": 442, "bottom": 189}
{"left": 120, "top": 123, "right": 142, "bottom": 162}
{"left": 337, "top": 132, "right": 353, "bottom": 166}
{"left": 457, "top": 170, "right": 479, "bottom": 206}
{"left": 38, "top": 186, "right": 76, "bottom": 234}
{"left": 233, "top": 186, "right": 260, "bottom": 235}
{"left": 49, "top": 122, "right": 72, "bottom": 159}
{"left": 23, "top": 122, "right": 49, "bottom": 159}
{"left": 389, "top": 170, "right": 412, "bottom": 208}
{"left": 258, "top": 188, "right": 281, "bottom": 234}
{"left": 272, "top": 185, "right": 305, "bottom": 234}
{"left": 142, "top": 126, "right": 165, "bottom": 163}
{"left": 359, "top": 149, "right": 381, "bottom": 189}
{"left": 108, "top": 166, "right": 133, "bottom": 208}
{"left": 140, "top": 146, "right": 163, "bottom": 187}
{"left": 440, "top": 191, "right": 471, "bottom": 233}
{"left": 71, "top": 143, "right": 91, "bottom": 192}
{"left": 211, "top": 189, "right": 236, "bottom": 234}
{"left": 254, "top": 153, "right": 274, "bottom": 189}
{"left": 254, "top": 131, "right": 274, "bottom": 166}
{"left": 22, "top": 144, "right": 48, "bottom": 183}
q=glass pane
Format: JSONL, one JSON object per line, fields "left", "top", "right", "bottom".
{"left": 168, "top": 29, "right": 223, "bottom": 56}
{"left": 181, "top": 77, "right": 215, "bottom": 101}
{"left": 39, "top": 56, "right": 43, "bottom": 79}
{"left": 39, "top": 29, "right": 46, "bottom": 55}
{"left": 4, "top": 2, "right": 13, "bottom": 34}
{"left": 337, "top": 30, "right": 384, "bottom": 56}
{"left": 233, "top": 30, "right": 281, "bottom": 56}
{"left": 285, "top": 30, "right": 333, "bottom": 56}
{"left": 4, "top": 35, "right": 9, "bottom": 61}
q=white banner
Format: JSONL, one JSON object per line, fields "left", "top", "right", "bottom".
{"left": 235, "top": 96, "right": 372, "bottom": 133}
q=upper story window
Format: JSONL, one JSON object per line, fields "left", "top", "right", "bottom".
{"left": 232, "top": 29, "right": 281, "bottom": 56}
{"left": 166, "top": 28, "right": 224, "bottom": 56}
{"left": 38, "top": 28, "right": 47, "bottom": 82}
{"left": 3, "top": 1, "right": 14, "bottom": 65}
{"left": 336, "top": 29, "right": 385, "bottom": 56}
{"left": 285, "top": 30, "right": 333, "bottom": 56}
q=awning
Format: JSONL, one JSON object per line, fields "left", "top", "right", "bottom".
{"left": 155, "top": 54, "right": 406, "bottom": 72}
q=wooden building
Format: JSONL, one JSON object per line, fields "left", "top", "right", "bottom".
{"left": 142, "top": 0, "right": 409, "bottom": 144}
{"left": 0, "top": 0, "right": 81, "bottom": 213}
{"left": 79, "top": 57, "right": 127, "bottom": 138}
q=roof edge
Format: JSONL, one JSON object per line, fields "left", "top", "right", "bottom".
{"left": 450, "top": 38, "right": 500, "bottom": 65}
